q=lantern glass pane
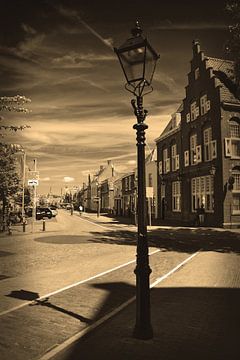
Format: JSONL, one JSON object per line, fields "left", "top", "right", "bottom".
{"left": 119, "top": 46, "right": 145, "bottom": 83}
{"left": 144, "top": 46, "right": 157, "bottom": 85}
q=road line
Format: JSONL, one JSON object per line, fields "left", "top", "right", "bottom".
{"left": 38, "top": 250, "right": 200, "bottom": 360}
{"left": 150, "top": 250, "right": 200, "bottom": 288}
{"left": 77, "top": 215, "right": 111, "bottom": 230}
{"left": 0, "top": 249, "right": 160, "bottom": 317}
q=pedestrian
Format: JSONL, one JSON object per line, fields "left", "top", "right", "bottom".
{"left": 197, "top": 203, "right": 205, "bottom": 226}
{"left": 79, "top": 205, "right": 83, "bottom": 216}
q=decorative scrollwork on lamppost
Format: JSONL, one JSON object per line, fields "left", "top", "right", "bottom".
{"left": 114, "top": 21, "right": 160, "bottom": 340}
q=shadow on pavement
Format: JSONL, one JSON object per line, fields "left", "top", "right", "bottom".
{"left": 87, "top": 227, "right": 240, "bottom": 255}
{"left": 56, "top": 282, "right": 240, "bottom": 360}
{"left": 6, "top": 289, "right": 92, "bottom": 323}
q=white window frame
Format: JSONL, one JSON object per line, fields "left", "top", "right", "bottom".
{"left": 159, "top": 161, "right": 163, "bottom": 175}
{"left": 191, "top": 175, "right": 214, "bottom": 213}
{"left": 229, "top": 120, "right": 240, "bottom": 159}
{"left": 171, "top": 144, "right": 177, "bottom": 171}
{"left": 196, "top": 145, "right": 202, "bottom": 163}
{"left": 190, "top": 134, "right": 197, "bottom": 165}
{"left": 200, "top": 94, "right": 211, "bottom": 115}
{"left": 163, "top": 148, "right": 168, "bottom": 173}
{"left": 186, "top": 113, "right": 190, "bottom": 123}
{"left": 211, "top": 140, "right": 217, "bottom": 159}
{"left": 172, "top": 181, "right": 181, "bottom": 212}
{"left": 190, "top": 101, "right": 199, "bottom": 121}
{"left": 203, "top": 127, "right": 212, "bottom": 162}
{"left": 232, "top": 170, "right": 240, "bottom": 214}
{"left": 184, "top": 150, "right": 189, "bottom": 167}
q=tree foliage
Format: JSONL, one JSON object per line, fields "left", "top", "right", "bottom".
{"left": 0, "top": 95, "right": 31, "bottom": 228}
{"left": 0, "top": 95, "right": 31, "bottom": 135}
{"left": 225, "top": 0, "right": 240, "bottom": 96}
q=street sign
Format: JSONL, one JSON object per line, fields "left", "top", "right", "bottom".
{"left": 28, "top": 179, "right": 39, "bottom": 186}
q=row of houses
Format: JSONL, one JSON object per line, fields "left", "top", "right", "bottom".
{"left": 77, "top": 41, "right": 240, "bottom": 228}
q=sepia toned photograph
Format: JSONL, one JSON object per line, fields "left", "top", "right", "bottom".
{"left": 0, "top": 0, "right": 239, "bottom": 359}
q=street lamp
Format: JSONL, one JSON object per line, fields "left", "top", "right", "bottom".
{"left": 114, "top": 21, "right": 159, "bottom": 340}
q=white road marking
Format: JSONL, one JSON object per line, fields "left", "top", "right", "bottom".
{"left": 76, "top": 215, "right": 111, "bottom": 230}
{"left": 38, "top": 250, "right": 200, "bottom": 360}
{"left": 0, "top": 249, "right": 160, "bottom": 317}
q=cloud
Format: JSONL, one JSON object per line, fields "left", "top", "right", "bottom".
{"left": 63, "top": 176, "right": 75, "bottom": 183}
{"left": 152, "top": 21, "right": 227, "bottom": 31}
{"left": 41, "top": 177, "right": 50, "bottom": 181}
{"left": 127, "top": 160, "right": 136, "bottom": 165}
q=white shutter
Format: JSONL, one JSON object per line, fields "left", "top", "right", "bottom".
{"left": 196, "top": 145, "right": 202, "bottom": 163}
{"left": 211, "top": 140, "right": 217, "bottom": 159}
{"left": 176, "top": 154, "right": 179, "bottom": 170}
{"left": 206, "top": 100, "right": 211, "bottom": 111}
{"left": 184, "top": 150, "right": 189, "bottom": 167}
{"left": 224, "top": 138, "right": 232, "bottom": 157}
{"left": 195, "top": 107, "right": 199, "bottom": 118}
{"left": 159, "top": 161, "right": 163, "bottom": 174}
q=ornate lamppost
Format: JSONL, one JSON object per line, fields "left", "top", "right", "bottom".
{"left": 114, "top": 21, "right": 159, "bottom": 339}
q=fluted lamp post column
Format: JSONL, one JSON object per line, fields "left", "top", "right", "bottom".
{"left": 114, "top": 21, "right": 159, "bottom": 340}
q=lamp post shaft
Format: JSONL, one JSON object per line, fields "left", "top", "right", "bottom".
{"left": 132, "top": 96, "right": 153, "bottom": 340}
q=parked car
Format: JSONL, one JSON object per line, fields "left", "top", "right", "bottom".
{"left": 49, "top": 206, "right": 58, "bottom": 217}
{"left": 25, "top": 207, "right": 53, "bottom": 220}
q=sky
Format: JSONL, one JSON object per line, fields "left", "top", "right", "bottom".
{"left": 0, "top": 0, "right": 230, "bottom": 195}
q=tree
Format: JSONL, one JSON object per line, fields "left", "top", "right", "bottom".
{"left": 0, "top": 95, "right": 31, "bottom": 230}
{"left": 225, "top": 0, "right": 240, "bottom": 97}
{"left": 0, "top": 145, "right": 21, "bottom": 228}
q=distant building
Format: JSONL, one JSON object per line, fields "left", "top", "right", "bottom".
{"left": 156, "top": 41, "right": 240, "bottom": 227}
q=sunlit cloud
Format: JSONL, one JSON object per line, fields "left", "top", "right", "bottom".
{"left": 63, "top": 176, "right": 75, "bottom": 183}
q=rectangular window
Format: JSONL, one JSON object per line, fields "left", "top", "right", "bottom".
{"left": 172, "top": 181, "right": 181, "bottom": 212}
{"left": 232, "top": 195, "right": 240, "bottom": 214}
{"left": 163, "top": 148, "right": 168, "bottom": 173}
{"left": 184, "top": 150, "right": 189, "bottom": 167}
{"left": 190, "top": 134, "right": 197, "bottom": 165}
{"left": 191, "top": 175, "right": 214, "bottom": 212}
{"left": 196, "top": 145, "right": 202, "bottom": 163}
{"left": 186, "top": 113, "right": 190, "bottom": 123}
{"left": 159, "top": 161, "right": 162, "bottom": 175}
{"left": 190, "top": 101, "right": 199, "bottom": 121}
{"left": 203, "top": 128, "right": 212, "bottom": 161}
{"left": 231, "top": 139, "right": 240, "bottom": 158}
{"left": 200, "top": 95, "right": 211, "bottom": 115}
{"left": 171, "top": 144, "right": 177, "bottom": 171}
{"left": 211, "top": 140, "right": 217, "bottom": 159}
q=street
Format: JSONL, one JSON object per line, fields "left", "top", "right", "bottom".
{"left": 0, "top": 210, "right": 240, "bottom": 359}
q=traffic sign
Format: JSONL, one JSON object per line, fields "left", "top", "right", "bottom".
{"left": 28, "top": 179, "right": 39, "bottom": 186}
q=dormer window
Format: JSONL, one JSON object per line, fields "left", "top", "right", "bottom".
{"left": 194, "top": 67, "right": 200, "bottom": 80}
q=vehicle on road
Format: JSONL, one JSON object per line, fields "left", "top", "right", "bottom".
{"left": 49, "top": 206, "right": 58, "bottom": 217}
{"left": 25, "top": 207, "right": 53, "bottom": 220}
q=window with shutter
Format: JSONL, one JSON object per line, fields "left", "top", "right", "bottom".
{"left": 211, "top": 140, "right": 217, "bottom": 159}
{"left": 184, "top": 150, "right": 189, "bottom": 167}
{"left": 196, "top": 145, "right": 202, "bottom": 163}
{"left": 159, "top": 161, "right": 163, "bottom": 174}
{"left": 224, "top": 138, "right": 232, "bottom": 157}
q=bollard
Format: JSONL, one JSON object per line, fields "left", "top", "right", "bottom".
{"left": 23, "top": 220, "right": 26, "bottom": 232}
{"left": 42, "top": 219, "right": 46, "bottom": 231}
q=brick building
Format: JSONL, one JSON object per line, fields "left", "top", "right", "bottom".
{"left": 156, "top": 41, "right": 240, "bottom": 227}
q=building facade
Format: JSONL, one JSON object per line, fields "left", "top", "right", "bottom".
{"left": 156, "top": 41, "right": 240, "bottom": 227}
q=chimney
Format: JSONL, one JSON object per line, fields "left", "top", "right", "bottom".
{"left": 100, "top": 165, "right": 104, "bottom": 171}
{"left": 107, "top": 160, "right": 112, "bottom": 165}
